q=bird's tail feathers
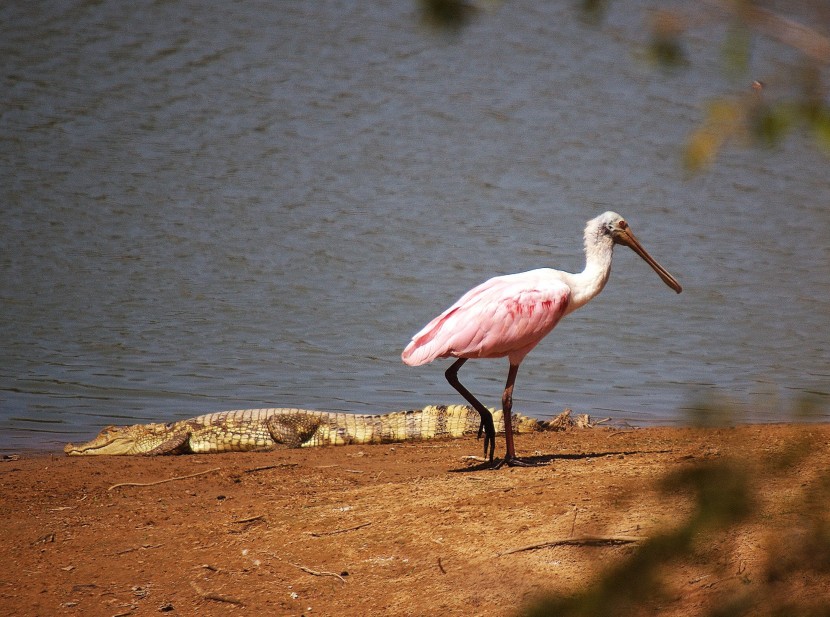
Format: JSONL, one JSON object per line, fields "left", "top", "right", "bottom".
{"left": 402, "top": 307, "right": 460, "bottom": 366}
{"left": 401, "top": 339, "right": 440, "bottom": 366}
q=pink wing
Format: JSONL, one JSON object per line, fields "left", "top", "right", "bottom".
{"left": 401, "top": 269, "right": 571, "bottom": 367}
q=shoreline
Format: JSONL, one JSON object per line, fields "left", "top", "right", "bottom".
{"left": 5, "top": 415, "right": 830, "bottom": 457}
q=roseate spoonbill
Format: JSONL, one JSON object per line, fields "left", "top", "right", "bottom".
{"left": 401, "top": 211, "right": 681, "bottom": 467}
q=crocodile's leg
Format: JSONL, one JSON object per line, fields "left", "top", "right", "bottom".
{"left": 265, "top": 413, "right": 324, "bottom": 448}
{"left": 141, "top": 426, "right": 192, "bottom": 455}
{"left": 444, "top": 358, "right": 496, "bottom": 461}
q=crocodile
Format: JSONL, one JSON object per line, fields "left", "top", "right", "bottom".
{"left": 63, "top": 404, "right": 549, "bottom": 456}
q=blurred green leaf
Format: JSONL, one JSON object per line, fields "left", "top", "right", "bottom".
{"left": 722, "top": 22, "right": 752, "bottom": 77}
{"left": 578, "top": 0, "right": 610, "bottom": 25}
{"left": 419, "top": 0, "right": 479, "bottom": 33}
{"left": 650, "top": 33, "right": 688, "bottom": 68}
{"left": 684, "top": 99, "right": 742, "bottom": 171}
{"left": 810, "top": 106, "right": 830, "bottom": 152}
{"left": 750, "top": 104, "right": 793, "bottom": 147}
{"left": 650, "top": 10, "right": 688, "bottom": 69}
{"left": 662, "top": 461, "right": 753, "bottom": 529}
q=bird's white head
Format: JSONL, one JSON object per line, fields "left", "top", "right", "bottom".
{"left": 588, "top": 211, "right": 626, "bottom": 243}
{"left": 589, "top": 211, "right": 682, "bottom": 294}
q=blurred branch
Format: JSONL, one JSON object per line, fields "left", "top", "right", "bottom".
{"left": 735, "top": 3, "right": 830, "bottom": 64}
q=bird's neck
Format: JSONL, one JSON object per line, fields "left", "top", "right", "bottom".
{"left": 565, "top": 234, "right": 615, "bottom": 314}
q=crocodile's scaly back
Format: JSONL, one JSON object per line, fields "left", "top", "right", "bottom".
{"left": 293, "top": 405, "right": 539, "bottom": 447}
{"left": 64, "top": 405, "right": 543, "bottom": 456}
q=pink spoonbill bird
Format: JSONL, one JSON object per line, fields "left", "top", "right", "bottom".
{"left": 401, "top": 211, "right": 682, "bottom": 467}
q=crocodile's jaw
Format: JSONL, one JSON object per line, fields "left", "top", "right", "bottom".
{"left": 64, "top": 424, "right": 168, "bottom": 455}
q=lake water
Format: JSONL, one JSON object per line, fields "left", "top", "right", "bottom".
{"left": 2, "top": 0, "right": 829, "bottom": 453}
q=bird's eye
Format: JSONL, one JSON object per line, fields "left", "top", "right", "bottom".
{"left": 618, "top": 220, "right": 627, "bottom": 230}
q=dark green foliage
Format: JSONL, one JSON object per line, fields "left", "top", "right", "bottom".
{"left": 524, "top": 460, "right": 753, "bottom": 617}
{"left": 522, "top": 434, "right": 830, "bottom": 617}
{"left": 649, "top": 32, "right": 687, "bottom": 69}
{"left": 414, "top": 0, "right": 830, "bottom": 169}
{"left": 419, "top": 0, "right": 479, "bottom": 33}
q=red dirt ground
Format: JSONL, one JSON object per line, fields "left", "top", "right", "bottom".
{"left": 3, "top": 424, "right": 829, "bottom": 616}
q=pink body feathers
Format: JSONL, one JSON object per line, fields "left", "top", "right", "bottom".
{"left": 401, "top": 269, "right": 571, "bottom": 367}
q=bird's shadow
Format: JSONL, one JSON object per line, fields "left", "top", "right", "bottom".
{"left": 448, "top": 449, "right": 673, "bottom": 473}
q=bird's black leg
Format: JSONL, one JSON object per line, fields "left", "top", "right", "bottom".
{"left": 445, "top": 358, "right": 496, "bottom": 462}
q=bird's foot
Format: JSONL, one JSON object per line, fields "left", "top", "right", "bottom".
{"left": 477, "top": 419, "right": 497, "bottom": 462}
{"left": 458, "top": 454, "right": 542, "bottom": 472}
{"left": 491, "top": 456, "right": 542, "bottom": 469}
{"left": 482, "top": 433, "right": 496, "bottom": 462}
